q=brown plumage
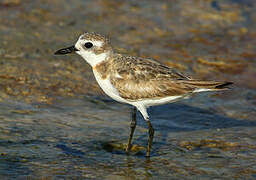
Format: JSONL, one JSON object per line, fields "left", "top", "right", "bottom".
{"left": 94, "top": 54, "right": 232, "bottom": 101}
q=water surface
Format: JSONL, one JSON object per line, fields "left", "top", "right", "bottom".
{"left": 0, "top": 0, "right": 256, "bottom": 179}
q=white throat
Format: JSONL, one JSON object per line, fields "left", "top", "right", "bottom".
{"left": 77, "top": 51, "right": 109, "bottom": 67}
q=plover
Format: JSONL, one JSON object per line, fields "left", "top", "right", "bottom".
{"left": 55, "top": 32, "right": 232, "bottom": 157}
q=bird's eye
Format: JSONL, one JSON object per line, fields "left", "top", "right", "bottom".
{"left": 84, "top": 42, "right": 93, "bottom": 48}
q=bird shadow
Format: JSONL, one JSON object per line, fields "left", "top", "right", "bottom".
{"left": 148, "top": 103, "right": 255, "bottom": 131}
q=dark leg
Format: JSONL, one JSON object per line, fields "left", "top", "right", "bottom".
{"left": 126, "top": 106, "right": 137, "bottom": 153}
{"left": 146, "top": 120, "right": 154, "bottom": 157}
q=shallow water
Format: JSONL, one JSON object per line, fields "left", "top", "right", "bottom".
{"left": 0, "top": 97, "right": 256, "bottom": 179}
{"left": 0, "top": 0, "right": 256, "bottom": 179}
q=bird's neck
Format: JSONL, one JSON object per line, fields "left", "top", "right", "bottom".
{"left": 82, "top": 50, "right": 113, "bottom": 67}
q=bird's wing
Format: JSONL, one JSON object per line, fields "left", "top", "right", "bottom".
{"left": 110, "top": 56, "right": 194, "bottom": 100}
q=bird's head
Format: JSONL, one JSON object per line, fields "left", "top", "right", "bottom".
{"left": 55, "top": 32, "right": 113, "bottom": 66}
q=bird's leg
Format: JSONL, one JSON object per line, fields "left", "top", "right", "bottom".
{"left": 146, "top": 120, "right": 154, "bottom": 157}
{"left": 136, "top": 105, "right": 154, "bottom": 157}
{"left": 126, "top": 106, "right": 137, "bottom": 153}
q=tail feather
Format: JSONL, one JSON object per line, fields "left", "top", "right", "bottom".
{"left": 215, "top": 82, "right": 233, "bottom": 89}
{"left": 181, "top": 80, "right": 233, "bottom": 92}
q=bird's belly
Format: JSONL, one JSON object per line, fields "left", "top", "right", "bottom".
{"left": 93, "top": 70, "right": 129, "bottom": 104}
{"left": 137, "top": 95, "right": 184, "bottom": 107}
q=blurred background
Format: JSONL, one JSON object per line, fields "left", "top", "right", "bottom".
{"left": 0, "top": 0, "right": 255, "bottom": 179}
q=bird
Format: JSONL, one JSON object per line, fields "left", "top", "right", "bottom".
{"left": 54, "top": 32, "right": 232, "bottom": 157}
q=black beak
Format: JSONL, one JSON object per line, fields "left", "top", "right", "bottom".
{"left": 54, "top": 45, "right": 79, "bottom": 55}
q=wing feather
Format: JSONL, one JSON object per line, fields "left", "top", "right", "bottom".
{"left": 110, "top": 56, "right": 193, "bottom": 100}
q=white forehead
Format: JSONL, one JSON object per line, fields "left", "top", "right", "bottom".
{"left": 77, "top": 36, "right": 103, "bottom": 47}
